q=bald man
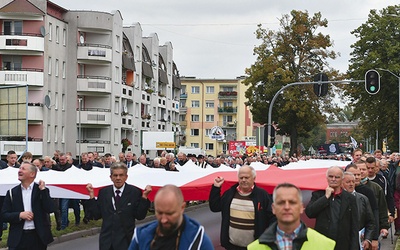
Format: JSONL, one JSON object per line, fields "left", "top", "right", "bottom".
{"left": 129, "top": 185, "right": 213, "bottom": 249}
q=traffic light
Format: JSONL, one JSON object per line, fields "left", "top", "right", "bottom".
{"left": 365, "top": 70, "right": 380, "bottom": 95}
{"left": 313, "top": 73, "right": 329, "bottom": 97}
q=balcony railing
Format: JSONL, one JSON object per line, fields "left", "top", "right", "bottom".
{"left": 77, "top": 43, "right": 112, "bottom": 62}
{"left": 0, "top": 34, "right": 44, "bottom": 53}
{"left": 77, "top": 75, "right": 111, "bottom": 93}
{"left": 218, "top": 107, "right": 237, "bottom": 113}
{"left": 180, "top": 93, "right": 187, "bottom": 99}
{"left": 0, "top": 69, "right": 44, "bottom": 86}
{"left": 218, "top": 91, "right": 237, "bottom": 99}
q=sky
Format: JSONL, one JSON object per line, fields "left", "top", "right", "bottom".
{"left": 53, "top": 0, "right": 399, "bottom": 79}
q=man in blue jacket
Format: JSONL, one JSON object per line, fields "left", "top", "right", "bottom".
{"left": 129, "top": 184, "right": 213, "bottom": 250}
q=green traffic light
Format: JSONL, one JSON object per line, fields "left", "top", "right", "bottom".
{"left": 370, "top": 86, "right": 376, "bottom": 91}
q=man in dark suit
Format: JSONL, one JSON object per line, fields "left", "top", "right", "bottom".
{"left": 125, "top": 152, "right": 138, "bottom": 168}
{"left": 305, "top": 166, "right": 359, "bottom": 250}
{"left": 1, "top": 161, "right": 54, "bottom": 250}
{"left": 85, "top": 162, "right": 152, "bottom": 250}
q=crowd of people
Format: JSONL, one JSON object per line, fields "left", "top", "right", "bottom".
{"left": 0, "top": 147, "right": 400, "bottom": 249}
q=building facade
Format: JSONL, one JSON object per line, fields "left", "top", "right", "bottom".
{"left": 0, "top": 0, "right": 180, "bottom": 158}
{"left": 179, "top": 77, "right": 254, "bottom": 156}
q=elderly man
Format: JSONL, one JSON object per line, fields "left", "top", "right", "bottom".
{"left": 129, "top": 185, "right": 213, "bottom": 249}
{"left": 1, "top": 162, "right": 54, "bottom": 249}
{"left": 85, "top": 162, "right": 152, "bottom": 250}
{"left": 342, "top": 172, "right": 377, "bottom": 250}
{"left": 248, "top": 183, "right": 335, "bottom": 249}
{"left": 305, "top": 166, "right": 359, "bottom": 250}
{"left": 209, "top": 165, "right": 275, "bottom": 250}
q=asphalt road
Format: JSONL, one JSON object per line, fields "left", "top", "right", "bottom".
{"left": 47, "top": 204, "right": 397, "bottom": 250}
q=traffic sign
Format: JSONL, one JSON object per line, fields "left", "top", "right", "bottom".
{"left": 156, "top": 142, "right": 176, "bottom": 148}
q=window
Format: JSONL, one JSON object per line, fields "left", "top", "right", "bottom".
{"left": 205, "top": 101, "right": 214, "bottom": 108}
{"left": 87, "top": 129, "right": 101, "bottom": 138}
{"left": 47, "top": 124, "right": 51, "bottom": 142}
{"left": 48, "top": 57, "right": 51, "bottom": 75}
{"left": 206, "top": 86, "right": 214, "bottom": 94}
{"left": 61, "top": 94, "right": 65, "bottom": 110}
{"left": 222, "top": 87, "right": 234, "bottom": 92}
{"left": 2, "top": 55, "right": 22, "bottom": 70}
{"left": 205, "top": 143, "right": 214, "bottom": 150}
{"left": 115, "top": 100, "right": 119, "bottom": 114}
{"left": 205, "top": 115, "right": 214, "bottom": 122}
{"left": 223, "top": 101, "right": 233, "bottom": 107}
{"left": 114, "top": 129, "right": 119, "bottom": 145}
{"left": 54, "top": 93, "right": 58, "bottom": 110}
{"left": 191, "top": 100, "right": 200, "bottom": 108}
{"left": 63, "top": 29, "right": 66, "bottom": 46}
{"left": 62, "top": 61, "right": 66, "bottom": 78}
{"left": 54, "top": 125, "right": 58, "bottom": 142}
{"left": 191, "top": 86, "right": 200, "bottom": 94}
{"left": 191, "top": 129, "right": 199, "bottom": 136}
{"left": 115, "top": 66, "right": 120, "bottom": 83}
{"left": 55, "top": 59, "right": 59, "bottom": 77}
{"left": 56, "top": 26, "right": 59, "bottom": 43}
{"left": 191, "top": 115, "right": 199, "bottom": 122}
{"left": 116, "top": 35, "right": 120, "bottom": 52}
{"left": 48, "top": 23, "right": 52, "bottom": 41}
{"left": 205, "top": 129, "right": 211, "bottom": 136}
{"left": 61, "top": 126, "right": 65, "bottom": 143}
{"left": 191, "top": 143, "right": 199, "bottom": 148}
{"left": 3, "top": 21, "right": 22, "bottom": 35}
{"left": 179, "top": 114, "right": 186, "bottom": 121}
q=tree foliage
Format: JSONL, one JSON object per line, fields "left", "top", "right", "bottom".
{"left": 342, "top": 5, "right": 400, "bottom": 151}
{"left": 243, "top": 10, "right": 340, "bottom": 155}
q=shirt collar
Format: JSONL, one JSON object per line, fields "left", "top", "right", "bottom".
{"left": 276, "top": 223, "right": 301, "bottom": 239}
{"left": 113, "top": 184, "right": 125, "bottom": 194}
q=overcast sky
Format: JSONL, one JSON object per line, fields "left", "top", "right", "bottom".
{"left": 54, "top": 0, "right": 399, "bottom": 79}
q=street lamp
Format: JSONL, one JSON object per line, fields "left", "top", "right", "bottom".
{"left": 377, "top": 68, "right": 400, "bottom": 151}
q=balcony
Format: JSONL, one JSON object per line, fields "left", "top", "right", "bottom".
{"left": 158, "top": 95, "right": 166, "bottom": 107}
{"left": 218, "top": 91, "right": 237, "bottom": 100}
{"left": 218, "top": 107, "right": 237, "bottom": 113}
{"left": 76, "top": 140, "right": 111, "bottom": 154}
{"left": 141, "top": 90, "right": 151, "bottom": 105}
{"left": 121, "top": 115, "right": 133, "bottom": 130}
{"left": 76, "top": 108, "right": 111, "bottom": 125}
{"left": 0, "top": 139, "right": 43, "bottom": 156}
{"left": 179, "top": 106, "right": 187, "bottom": 113}
{"left": 0, "top": 69, "right": 43, "bottom": 86}
{"left": 0, "top": 34, "right": 44, "bottom": 54}
{"left": 77, "top": 75, "right": 111, "bottom": 94}
{"left": 27, "top": 104, "right": 44, "bottom": 121}
{"left": 219, "top": 121, "right": 237, "bottom": 128}
{"left": 77, "top": 43, "right": 112, "bottom": 63}
{"left": 179, "top": 120, "right": 187, "bottom": 127}
{"left": 180, "top": 93, "right": 187, "bottom": 99}
{"left": 172, "top": 100, "right": 179, "bottom": 112}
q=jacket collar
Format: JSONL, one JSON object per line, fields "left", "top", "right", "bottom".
{"left": 258, "top": 221, "right": 308, "bottom": 245}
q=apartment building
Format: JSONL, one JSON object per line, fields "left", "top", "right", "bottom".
{"left": 179, "top": 77, "right": 253, "bottom": 156}
{"left": 0, "top": 0, "right": 180, "bottom": 158}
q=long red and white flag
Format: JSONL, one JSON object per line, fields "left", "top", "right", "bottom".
{"left": 0, "top": 159, "right": 347, "bottom": 201}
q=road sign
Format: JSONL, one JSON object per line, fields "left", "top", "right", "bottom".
{"left": 209, "top": 126, "right": 225, "bottom": 140}
{"left": 156, "top": 142, "right": 176, "bottom": 149}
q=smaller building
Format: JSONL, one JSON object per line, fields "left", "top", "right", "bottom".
{"left": 326, "top": 121, "right": 358, "bottom": 143}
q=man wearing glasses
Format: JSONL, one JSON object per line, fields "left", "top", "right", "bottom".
{"left": 305, "top": 166, "right": 359, "bottom": 250}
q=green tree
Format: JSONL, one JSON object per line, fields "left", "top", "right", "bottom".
{"left": 342, "top": 5, "right": 400, "bottom": 151}
{"left": 243, "top": 10, "right": 340, "bottom": 155}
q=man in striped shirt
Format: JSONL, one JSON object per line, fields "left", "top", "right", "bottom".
{"left": 209, "top": 165, "right": 275, "bottom": 250}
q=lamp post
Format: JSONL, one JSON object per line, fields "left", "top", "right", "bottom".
{"left": 377, "top": 68, "right": 400, "bottom": 151}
